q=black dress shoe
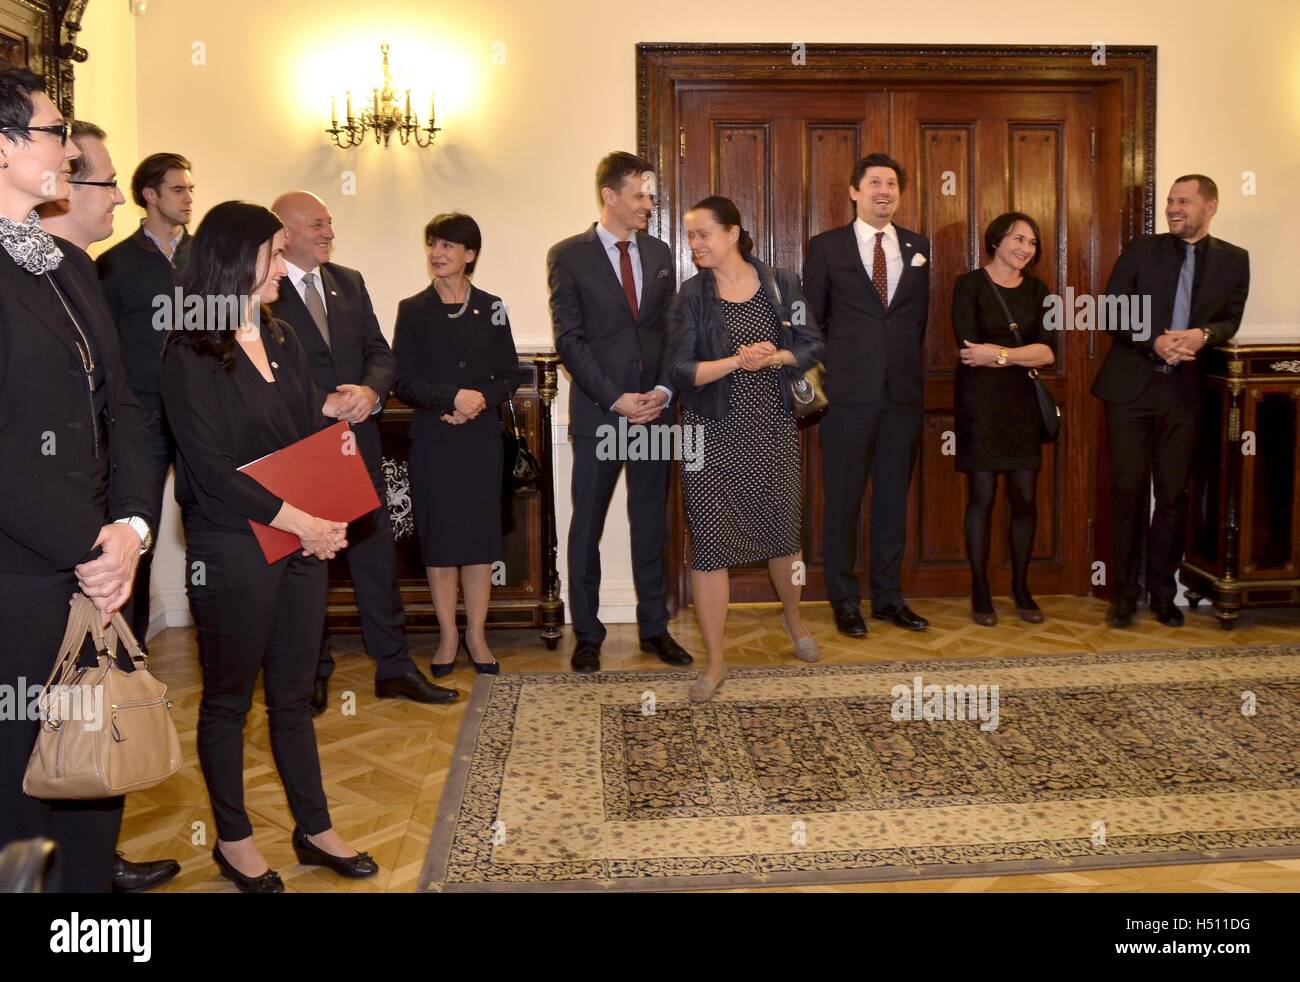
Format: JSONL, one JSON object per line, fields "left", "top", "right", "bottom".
{"left": 830, "top": 601, "right": 868, "bottom": 638}
{"left": 212, "top": 844, "right": 283, "bottom": 894}
{"left": 111, "top": 853, "right": 181, "bottom": 893}
{"left": 640, "top": 633, "right": 694, "bottom": 666}
{"left": 571, "top": 642, "right": 601, "bottom": 674}
{"left": 872, "top": 603, "right": 929, "bottom": 631}
{"left": 1106, "top": 601, "right": 1135, "bottom": 628}
{"left": 292, "top": 827, "right": 379, "bottom": 879}
{"left": 1150, "top": 599, "right": 1185, "bottom": 627}
{"left": 376, "top": 669, "right": 458, "bottom": 703}
{"left": 310, "top": 678, "right": 328, "bottom": 716}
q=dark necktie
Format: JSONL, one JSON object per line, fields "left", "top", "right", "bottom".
{"left": 615, "top": 240, "right": 639, "bottom": 320}
{"left": 301, "top": 271, "right": 331, "bottom": 348}
{"left": 871, "top": 230, "right": 889, "bottom": 307}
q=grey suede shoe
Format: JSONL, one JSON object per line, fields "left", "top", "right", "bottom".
{"left": 782, "top": 613, "right": 820, "bottom": 663}
{"left": 689, "top": 666, "right": 728, "bottom": 703}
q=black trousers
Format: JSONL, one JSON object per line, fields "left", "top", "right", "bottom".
{"left": 567, "top": 435, "right": 670, "bottom": 645}
{"left": 1104, "top": 372, "right": 1198, "bottom": 605}
{"left": 316, "top": 462, "right": 415, "bottom": 682}
{"left": 184, "top": 522, "right": 332, "bottom": 842}
{"left": 820, "top": 398, "right": 922, "bottom": 607}
{"left": 0, "top": 570, "right": 122, "bottom": 893}
{"left": 127, "top": 406, "right": 174, "bottom": 649}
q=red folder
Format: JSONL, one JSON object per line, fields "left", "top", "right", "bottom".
{"left": 237, "top": 421, "right": 381, "bottom": 564}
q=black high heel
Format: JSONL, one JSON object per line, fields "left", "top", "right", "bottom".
{"left": 430, "top": 630, "right": 459, "bottom": 678}
{"left": 464, "top": 633, "right": 500, "bottom": 675}
{"left": 213, "top": 843, "right": 284, "bottom": 894}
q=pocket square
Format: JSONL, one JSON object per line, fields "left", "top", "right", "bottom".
{"left": 656, "top": 268, "right": 671, "bottom": 279}
{"left": 910, "top": 252, "right": 928, "bottom": 267}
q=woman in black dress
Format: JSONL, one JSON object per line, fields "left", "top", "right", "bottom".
{"left": 393, "top": 213, "right": 520, "bottom": 676}
{"left": 162, "top": 201, "right": 378, "bottom": 891}
{"left": 666, "top": 196, "right": 825, "bottom": 702}
{"left": 953, "top": 212, "right": 1056, "bottom": 626}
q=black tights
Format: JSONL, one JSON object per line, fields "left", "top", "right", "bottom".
{"left": 964, "top": 469, "right": 1039, "bottom": 612}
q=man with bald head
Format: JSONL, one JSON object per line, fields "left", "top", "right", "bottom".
{"left": 270, "top": 191, "right": 453, "bottom": 707}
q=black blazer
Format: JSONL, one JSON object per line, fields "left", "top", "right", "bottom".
{"left": 0, "top": 240, "right": 155, "bottom": 574}
{"left": 547, "top": 223, "right": 676, "bottom": 437}
{"left": 269, "top": 262, "right": 396, "bottom": 471}
{"left": 392, "top": 283, "right": 521, "bottom": 444}
{"left": 160, "top": 318, "right": 330, "bottom": 534}
{"left": 666, "top": 256, "right": 826, "bottom": 420}
{"left": 802, "top": 222, "right": 931, "bottom": 405}
{"left": 96, "top": 225, "right": 192, "bottom": 409}
{"left": 1090, "top": 233, "right": 1250, "bottom": 405}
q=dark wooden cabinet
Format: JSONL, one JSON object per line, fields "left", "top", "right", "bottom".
{"left": 1183, "top": 342, "right": 1300, "bottom": 628}
{"left": 324, "top": 351, "right": 565, "bottom": 648}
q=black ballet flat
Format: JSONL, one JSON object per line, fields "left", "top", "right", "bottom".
{"left": 212, "top": 844, "right": 284, "bottom": 894}
{"left": 292, "top": 827, "right": 379, "bottom": 879}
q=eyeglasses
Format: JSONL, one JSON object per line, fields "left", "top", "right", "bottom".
{"left": 0, "top": 122, "right": 70, "bottom": 145}
{"left": 69, "top": 178, "right": 118, "bottom": 189}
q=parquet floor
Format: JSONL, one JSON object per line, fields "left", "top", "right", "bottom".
{"left": 120, "top": 597, "right": 1300, "bottom": 892}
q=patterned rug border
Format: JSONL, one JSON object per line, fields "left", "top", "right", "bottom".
{"left": 419, "top": 645, "right": 1300, "bottom": 893}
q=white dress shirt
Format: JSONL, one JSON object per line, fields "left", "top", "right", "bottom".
{"left": 282, "top": 258, "right": 381, "bottom": 415}
{"left": 594, "top": 221, "right": 672, "bottom": 409}
{"left": 282, "top": 258, "right": 328, "bottom": 310}
{"left": 853, "top": 218, "right": 903, "bottom": 305}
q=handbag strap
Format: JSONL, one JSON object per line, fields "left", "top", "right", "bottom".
{"left": 981, "top": 268, "right": 1044, "bottom": 380}
{"left": 37, "top": 595, "right": 98, "bottom": 720}
{"left": 981, "top": 267, "right": 1025, "bottom": 346}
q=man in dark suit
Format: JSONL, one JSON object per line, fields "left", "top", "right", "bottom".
{"left": 270, "top": 191, "right": 453, "bottom": 705}
{"left": 547, "top": 151, "right": 693, "bottom": 673}
{"left": 804, "top": 153, "right": 932, "bottom": 638}
{"left": 1091, "top": 174, "right": 1249, "bottom": 628}
{"left": 95, "top": 151, "right": 193, "bottom": 653}
{"left": 38, "top": 119, "right": 182, "bottom": 894}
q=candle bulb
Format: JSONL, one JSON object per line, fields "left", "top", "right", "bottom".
{"left": 331, "top": 95, "right": 337, "bottom": 127}
{"left": 405, "top": 88, "right": 411, "bottom": 120}
{"left": 429, "top": 94, "right": 436, "bottom": 127}
{"left": 373, "top": 87, "right": 379, "bottom": 118}
{"left": 346, "top": 90, "right": 352, "bottom": 123}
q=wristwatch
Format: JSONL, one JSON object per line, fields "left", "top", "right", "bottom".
{"left": 1200, "top": 328, "right": 1212, "bottom": 346}
{"left": 114, "top": 516, "right": 153, "bottom": 555}
{"left": 996, "top": 348, "right": 1009, "bottom": 367}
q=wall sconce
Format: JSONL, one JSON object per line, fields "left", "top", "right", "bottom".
{"left": 327, "top": 43, "right": 440, "bottom": 149}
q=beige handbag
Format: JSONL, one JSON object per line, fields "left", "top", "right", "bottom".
{"left": 23, "top": 594, "right": 182, "bottom": 800}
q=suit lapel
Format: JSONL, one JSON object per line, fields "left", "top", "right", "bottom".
{"left": 5, "top": 264, "right": 84, "bottom": 364}
{"left": 1191, "top": 236, "right": 1219, "bottom": 325}
{"left": 890, "top": 230, "right": 921, "bottom": 312}
{"left": 635, "top": 231, "right": 662, "bottom": 321}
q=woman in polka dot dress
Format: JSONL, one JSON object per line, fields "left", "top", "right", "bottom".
{"left": 666, "top": 196, "right": 826, "bottom": 702}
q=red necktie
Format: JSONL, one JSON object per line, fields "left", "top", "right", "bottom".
{"left": 872, "top": 230, "right": 889, "bottom": 307}
{"left": 616, "top": 240, "right": 639, "bottom": 320}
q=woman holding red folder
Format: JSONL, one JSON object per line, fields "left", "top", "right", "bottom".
{"left": 161, "top": 201, "right": 378, "bottom": 892}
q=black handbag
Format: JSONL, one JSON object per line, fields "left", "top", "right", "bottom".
{"left": 501, "top": 397, "right": 540, "bottom": 492}
{"left": 761, "top": 266, "right": 827, "bottom": 419}
{"left": 982, "top": 269, "right": 1061, "bottom": 443}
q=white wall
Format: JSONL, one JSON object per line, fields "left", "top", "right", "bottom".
{"left": 76, "top": 0, "right": 1300, "bottom": 633}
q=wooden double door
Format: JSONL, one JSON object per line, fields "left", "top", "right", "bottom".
{"left": 670, "top": 83, "right": 1105, "bottom": 604}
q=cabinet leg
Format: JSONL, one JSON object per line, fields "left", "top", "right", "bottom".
{"left": 543, "top": 635, "right": 559, "bottom": 651}
{"left": 1185, "top": 591, "right": 1202, "bottom": 609}
{"left": 1214, "top": 606, "right": 1239, "bottom": 630}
